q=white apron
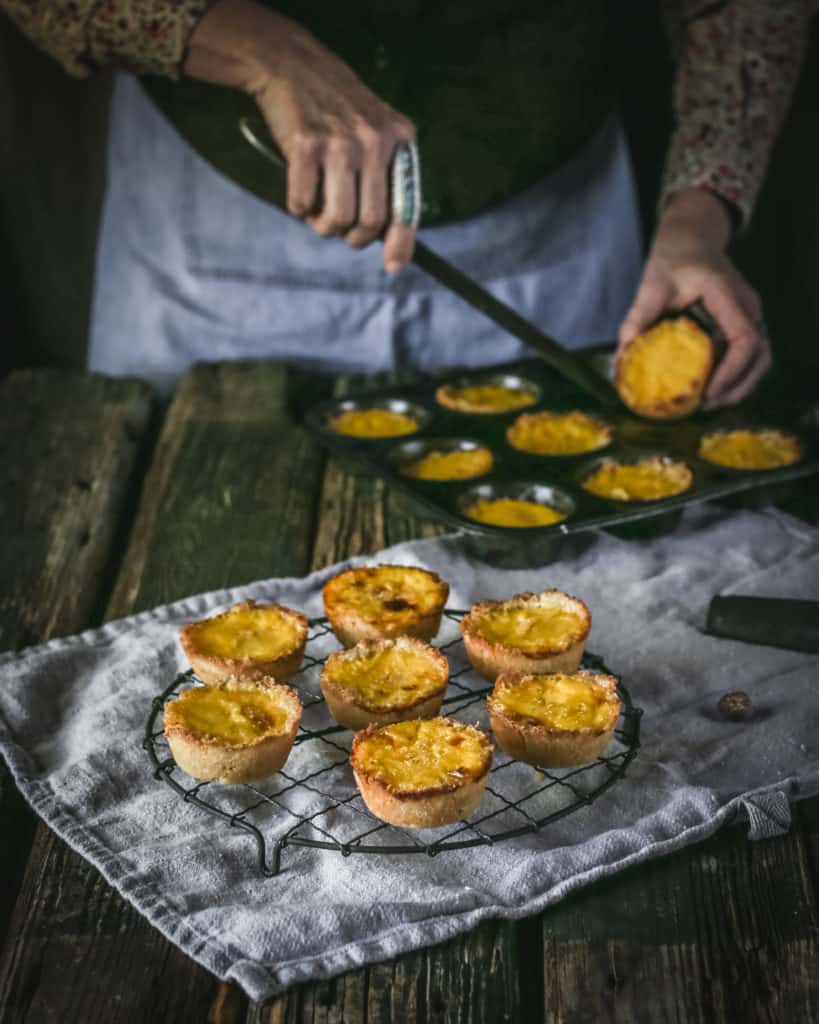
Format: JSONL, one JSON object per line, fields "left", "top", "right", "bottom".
{"left": 89, "top": 74, "right": 643, "bottom": 392}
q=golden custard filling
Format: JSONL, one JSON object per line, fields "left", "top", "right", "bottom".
{"left": 464, "top": 498, "right": 566, "bottom": 528}
{"left": 325, "top": 644, "right": 445, "bottom": 709}
{"left": 618, "top": 319, "right": 712, "bottom": 409}
{"left": 507, "top": 411, "right": 612, "bottom": 456}
{"left": 354, "top": 719, "right": 490, "bottom": 793}
{"left": 473, "top": 602, "right": 585, "bottom": 654}
{"left": 437, "top": 384, "right": 536, "bottom": 413}
{"left": 187, "top": 605, "right": 302, "bottom": 660}
{"left": 170, "top": 686, "right": 291, "bottom": 745}
{"left": 698, "top": 429, "right": 801, "bottom": 470}
{"left": 329, "top": 408, "right": 419, "bottom": 438}
{"left": 400, "top": 447, "right": 493, "bottom": 481}
{"left": 330, "top": 567, "right": 443, "bottom": 622}
{"left": 493, "top": 674, "right": 618, "bottom": 731}
{"left": 583, "top": 459, "right": 692, "bottom": 501}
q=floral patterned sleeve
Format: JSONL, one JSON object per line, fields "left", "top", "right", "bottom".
{"left": 660, "top": 0, "right": 817, "bottom": 228}
{"left": 0, "top": 0, "right": 215, "bottom": 78}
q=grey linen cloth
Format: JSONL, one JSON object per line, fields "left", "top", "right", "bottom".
{"left": 1, "top": 505, "right": 818, "bottom": 1000}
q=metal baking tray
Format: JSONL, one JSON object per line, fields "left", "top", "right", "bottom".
{"left": 304, "top": 356, "right": 819, "bottom": 564}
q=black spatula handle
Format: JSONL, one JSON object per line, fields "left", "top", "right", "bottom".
{"left": 707, "top": 595, "right": 819, "bottom": 653}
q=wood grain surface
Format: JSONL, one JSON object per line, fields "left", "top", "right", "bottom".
{"left": 0, "top": 363, "right": 817, "bottom": 1024}
{"left": 0, "top": 370, "right": 152, "bottom": 948}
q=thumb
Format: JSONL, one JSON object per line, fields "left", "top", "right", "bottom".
{"left": 617, "top": 278, "right": 673, "bottom": 350}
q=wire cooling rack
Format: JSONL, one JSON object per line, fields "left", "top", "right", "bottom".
{"left": 144, "top": 611, "right": 643, "bottom": 876}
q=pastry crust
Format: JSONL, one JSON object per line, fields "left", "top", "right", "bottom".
{"left": 399, "top": 446, "right": 493, "bottom": 481}
{"left": 164, "top": 677, "right": 302, "bottom": 783}
{"left": 460, "top": 590, "right": 591, "bottom": 681}
{"left": 180, "top": 599, "right": 308, "bottom": 685}
{"left": 351, "top": 717, "right": 493, "bottom": 828}
{"left": 320, "top": 636, "right": 449, "bottom": 730}
{"left": 328, "top": 407, "right": 419, "bottom": 438}
{"left": 435, "top": 382, "right": 537, "bottom": 414}
{"left": 698, "top": 428, "right": 802, "bottom": 470}
{"left": 323, "top": 565, "right": 449, "bottom": 646}
{"left": 581, "top": 456, "right": 692, "bottom": 502}
{"left": 616, "top": 315, "right": 714, "bottom": 420}
{"left": 506, "top": 410, "right": 613, "bottom": 456}
{"left": 487, "top": 670, "right": 621, "bottom": 768}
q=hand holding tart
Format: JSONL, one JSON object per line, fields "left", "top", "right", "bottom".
{"left": 180, "top": 599, "right": 308, "bottom": 684}
{"left": 460, "top": 590, "right": 591, "bottom": 681}
{"left": 616, "top": 315, "right": 715, "bottom": 420}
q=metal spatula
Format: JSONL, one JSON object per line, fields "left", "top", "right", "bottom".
{"left": 239, "top": 116, "right": 619, "bottom": 407}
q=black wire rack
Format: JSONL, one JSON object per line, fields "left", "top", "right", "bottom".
{"left": 144, "top": 610, "right": 643, "bottom": 877}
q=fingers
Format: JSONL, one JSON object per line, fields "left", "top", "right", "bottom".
{"left": 702, "top": 282, "right": 767, "bottom": 403}
{"left": 705, "top": 331, "right": 772, "bottom": 408}
{"left": 307, "top": 139, "right": 358, "bottom": 236}
{"left": 344, "top": 131, "right": 389, "bottom": 249}
{"left": 617, "top": 276, "right": 674, "bottom": 354}
{"left": 285, "top": 134, "right": 321, "bottom": 217}
{"left": 280, "top": 114, "right": 415, "bottom": 264}
{"left": 382, "top": 221, "right": 416, "bottom": 273}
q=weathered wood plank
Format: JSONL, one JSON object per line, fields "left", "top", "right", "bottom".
{"left": 258, "top": 375, "right": 524, "bottom": 1023}
{"left": 109, "top": 361, "right": 325, "bottom": 614}
{"left": 540, "top": 811, "right": 819, "bottom": 1023}
{"left": 0, "top": 362, "right": 326, "bottom": 1024}
{"left": 0, "top": 369, "right": 152, "bottom": 944}
{"left": 0, "top": 369, "right": 152, "bottom": 651}
{"left": 256, "top": 919, "right": 525, "bottom": 1024}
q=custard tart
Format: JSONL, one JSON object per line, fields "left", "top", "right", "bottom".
{"left": 616, "top": 316, "right": 714, "bottom": 420}
{"left": 323, "top": 564, "right": 449, "bottom": 646}
{"left": 180, "top": 599, "right": 308, "bottom": 685}
{"left": 487, "top": 670, "right": 620, "bottom": 768}
{"left": 351, "top": 717, "right": 493, "bottom": 827}
{"left": 463, "top": 497, "right": 567, "bottom": 528}
{"left": 328, "top": 407, "right": 419, "bottom": 438}
{"left": 320, "top": 636, "right": 449, "bottom": 730}
{"left": 460, "top": 590, "right": 591, "bottom": 681}
{"left": 582, "top": 456, "right": 692, "bottom": 501}
{"left": 507, "top": 410, "right": 612, "bottom": 456}
{"left": 399, "top": 445, "right": 493, "bottom": 481}
{"left": 435, "top": 382, "right": 537, "bottom": 414}
{"left": 164, "top": 677, "right": 302, "bottom": 783}
{"left": 698, "top": 428, "right": 801, "bottom": 470}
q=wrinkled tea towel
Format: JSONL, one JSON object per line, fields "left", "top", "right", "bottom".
{"left": 1, "top": 504, "right": 818, "bottom": 1000}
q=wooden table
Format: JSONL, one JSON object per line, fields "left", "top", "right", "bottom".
{"left": 1, "top": 362, "right": 818, "bottom": 1023}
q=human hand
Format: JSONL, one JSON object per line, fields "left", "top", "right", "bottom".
{"left": 186, "top": 0, "right": 416, "bottom": 271}
{"left": 617, "top": 188, "right": 770, "bottom": 408}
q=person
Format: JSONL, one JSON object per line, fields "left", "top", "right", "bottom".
{"left": 2, "top": 0, "right": 815, "bottom": 398}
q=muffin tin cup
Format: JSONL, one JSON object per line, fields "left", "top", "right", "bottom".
{"left": 304, "top": 356, "right": 819, "bottom": 565}
{"left": 318, "top": 398, "right": 432, "bottom": 442}
{"left": 434, "top": 373, "right": 542, "bottom": 415}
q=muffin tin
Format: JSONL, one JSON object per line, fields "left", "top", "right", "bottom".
{"left": 304, "top": 357, "right": 819, "bottom": 563}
